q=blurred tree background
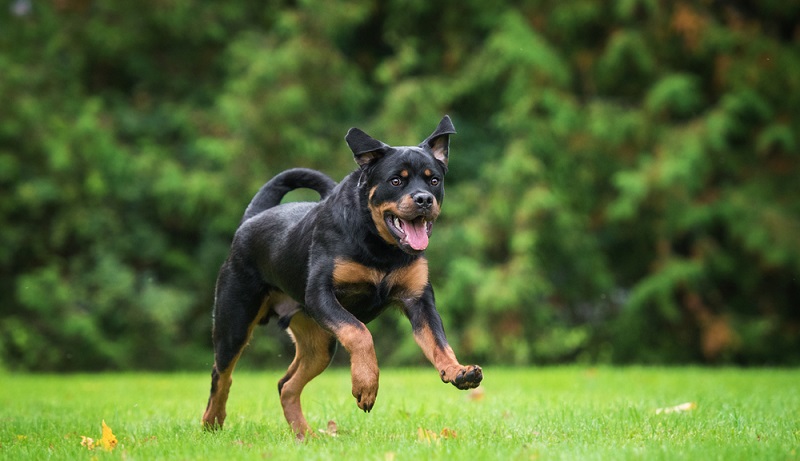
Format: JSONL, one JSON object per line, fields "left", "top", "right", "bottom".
{"left": 1, "top": 0, "right": 798, "bottom": 371}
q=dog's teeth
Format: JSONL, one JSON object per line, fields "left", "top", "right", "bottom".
{"left": 394, "top": 216, "right": 403, "bottom": 233}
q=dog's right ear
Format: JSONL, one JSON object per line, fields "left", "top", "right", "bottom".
{"left": 346, "top": 128, "right": 389, "bottom": 168}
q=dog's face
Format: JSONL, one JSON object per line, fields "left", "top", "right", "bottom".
{"left": 365, "top": 147, "right": 444, "bottom": 254}
{"left": 346, "top": 116, "right": 455, "bottom": 255}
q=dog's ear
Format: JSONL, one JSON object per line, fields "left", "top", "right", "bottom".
{"left": 346, "top": 127, "right": 389, "bottom": 167}
{"left": 422, "top": 115, "right": 456, "bottom": 168}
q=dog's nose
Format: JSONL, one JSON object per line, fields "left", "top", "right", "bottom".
{"left": 412, "top": 191, "right": 434, "bottom": 209}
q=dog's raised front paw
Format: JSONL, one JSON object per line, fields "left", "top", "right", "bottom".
{"left": 351, "top": 363, "right": 379, "bottom": 412}
{"left": 441, "top": 365, "right": 483, "bottom": 390}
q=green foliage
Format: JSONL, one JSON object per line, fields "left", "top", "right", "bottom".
{"left": 1, "top": 0, "right": 798, "bottom": 370}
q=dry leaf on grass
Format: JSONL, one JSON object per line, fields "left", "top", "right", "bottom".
{"left": 417, "top": 427, "right": 458, "bottom": 443}
{"left": 318, "top": 420, "right": 338, "bottom": 437}
{"left": 417, "top": 427, "right": 439, "bottom": 444}
{"left": 440, "top": 427, "right": 458, "bottom": 439}
{"left": 655, "top": 402, "right": 697, "bottom": 414}
{"left": 80, "top": 420, "right": 118, "bottom": 451}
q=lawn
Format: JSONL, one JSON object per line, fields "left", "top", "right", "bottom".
{"left": 1, "top": 367, "right": 797, "bottom": 460}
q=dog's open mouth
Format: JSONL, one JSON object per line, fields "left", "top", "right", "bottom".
{"left": 385, "top": 213, "right": 433, "bottom": 252}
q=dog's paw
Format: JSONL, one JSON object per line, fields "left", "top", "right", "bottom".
{"left": 201, "top": 417, "right": 224, "bottom": 432}
{"left": 351, "top": 363, "right": 379, "bottom": 412}
{"left": 201, "top": 409, "right": 226, "bottom": 431}
{"left": 441, "top": 365, "right": 483, "bottom": 390}
{"left": 294, "top": 427, "right": 317, "bottom": 442}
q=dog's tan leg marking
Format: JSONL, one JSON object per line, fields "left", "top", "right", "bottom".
{"left": 202, "top": 296, "right": 271, "bottom": 430}
{"left": 334, "top": 322, "right": 379, "bottom": 412}
{"left": 279, "top": 312, "right": 335, "bottom": 440}
{"left": 413, "top": 323, "right": 482, "bottom": 390}
{"left": 202, "top": 362, "right": 232, "bottom": 430}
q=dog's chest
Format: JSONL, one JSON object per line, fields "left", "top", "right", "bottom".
{"left": 332, "top": 258, "right": 428, "bottom": 321}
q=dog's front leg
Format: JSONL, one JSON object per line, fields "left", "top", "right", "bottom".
{"left": 305, "top": 278, "right": 380, "bottom": 412}
{"left": 402, "top": 286, "right": 483, "bottom": 389}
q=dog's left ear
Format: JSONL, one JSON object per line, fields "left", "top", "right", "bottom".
{"left": 346, "top": 127, "right": 389, "bottom": 168}
{"left": 422, "top": 115, "right": 456, "bottom": 168}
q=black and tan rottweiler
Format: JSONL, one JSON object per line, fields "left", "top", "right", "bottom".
{"left": 202, "top": 116, "right": 483, "bottom": 439}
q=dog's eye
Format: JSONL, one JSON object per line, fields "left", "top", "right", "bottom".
{"left": 430, "top": 177, "right": 440, "bottom": 186}
{"left": 390, "top": 177, "right": 403, "bottom": 187}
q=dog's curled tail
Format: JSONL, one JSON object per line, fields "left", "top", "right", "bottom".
{"left": 241, "top": 168, "right": 336, "bottom": 223}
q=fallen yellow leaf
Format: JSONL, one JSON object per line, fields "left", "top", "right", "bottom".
{"left": 99, "top": 420, "right": 118, "bottom": 451}
{"left": 655, "top": 402, "right": 697, "bottom": 414}
{"left": 80, "top": 420, "right": 118, "bottom": 451}
{"left": 80, "top": 436, "right": 94, "bottom": 449}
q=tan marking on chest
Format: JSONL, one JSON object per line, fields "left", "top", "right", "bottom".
{"left": 385, "top": 258, "right": 429, "bottom": 299}
{"left": 332, "top": 259, "right": 384, "bottom": 286}
{"left": 332, "top": 258, "right": 429, "bottom": 300}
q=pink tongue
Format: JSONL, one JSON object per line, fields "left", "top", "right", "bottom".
{"left": 404, "top": 219, "right": 429, "bottom": 250}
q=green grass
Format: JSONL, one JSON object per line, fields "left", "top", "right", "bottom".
{"left": 1, "top": 367, "right": 798, "bottom": 460}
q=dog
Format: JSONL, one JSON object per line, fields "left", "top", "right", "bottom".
{"left": 202, "top": 115, "right": 483, "bottom": 439}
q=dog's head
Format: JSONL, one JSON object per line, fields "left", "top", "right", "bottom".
{"left": 345, "top": 116, "right": 455, "bottom": 255}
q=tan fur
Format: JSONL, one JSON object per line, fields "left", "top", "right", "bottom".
{"left": 332, "top": 259, "right": 384, "bottom": 286}
{"left": 368, "top": 186, "right": 401, "bottom": 245}
{"left": 385, "top": 258, "right": 429, "bottom": 299}
{"left": 202, "top": 299, "right": 270, "bottom": 429}
{"left": 334, "top": 322, "right": 379, "bottom": 412}
{"left": 279, "top": 312, "right": 335, "bottom": 439}
{"left": 411, "top": 323, "right": 479, "bottom": 384}
{"left": 333, "top": 257, "right": 429, "bottom": 300}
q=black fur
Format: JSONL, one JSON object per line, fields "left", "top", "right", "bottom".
{"left": 241, "top": 168, "right": 336, "bottom": 223}
{"left": 203, "top": 115, "right": 482, "bottom": 436}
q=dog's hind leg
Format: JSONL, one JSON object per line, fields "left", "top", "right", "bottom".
{"left": 202, "top": 266, "right": 269, "bottom": 430}
{"left": 278, "top": 311, "right": 337, "bottom": 440}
